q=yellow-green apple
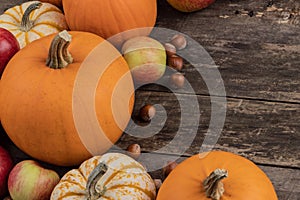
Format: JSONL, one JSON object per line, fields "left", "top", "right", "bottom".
{"left": 0, "top": 28, "right": 20, "bottom": 77}
{"left": 0, "top": 146, "right": 13, "bottom": 198}
{"left": 122, "top": 36, "right": 166, "bottom": 85}
{"left": 8, "top": 160, "right": 60, "bottom": 200}
{"left": 167, "top": 0, "right": 215, "bottom": 12}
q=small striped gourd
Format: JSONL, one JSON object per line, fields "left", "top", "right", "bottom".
{"left": 0, "top": 1, "right": 68, "bottom": 48}
{"left": 50, "top": 153, "right": 156, "bottom": 200}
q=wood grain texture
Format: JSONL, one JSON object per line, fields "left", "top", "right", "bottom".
{"left": 116, "top": 90, "right": 300, "bottom": 168}
{"left": 0, "top": 0, "right": 27, "bottom": 13}
{"left": 151, "top": 0, "right": 300, "bottom": 103}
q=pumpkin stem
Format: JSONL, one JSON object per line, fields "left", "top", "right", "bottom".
{"left": 46, "top": 30, "right": 73, "bottom": 69}
{"left": 20, "top": 2, "right": 42, "bottom": 32}
{"left": 203, "top": 169, "right": 228, "bottom": 200}
{"left": 87, "top": 162, "right": 108, "bottom": 200}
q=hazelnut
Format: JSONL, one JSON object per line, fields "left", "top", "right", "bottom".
{"left": 162, "top": 161, "right": 178, "bottom": 178}
{"left": 170, "top": 34, "right": 187, "bottom": 50}
{"left": 126, "top": 143, "right": 141, "bottom": 160}
{"left": 164, "top": 43, "right": 176, "bottom": 56}
{"left": 168, "top": 55, "right": 183, "bottom": 71}
{"left": 139, "top": 104, "right": 156, "bottom": 122}
{"left": 170, "top": 72, "right": 185, "bottom": 89}
{"left": 153, "top": 179, "right": 163, "bottom": 190}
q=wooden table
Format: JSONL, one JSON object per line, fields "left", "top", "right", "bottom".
{"left": 1, "top": 0, "right": 299, "bottom": 199}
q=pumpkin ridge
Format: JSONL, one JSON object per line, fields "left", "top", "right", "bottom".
{"left": 29, "top": 28, "right": 45, "bottom": 37}
{"left": 101, "top": 163, "right": 148, "bottom": 189}
{"left": 109, "top": 1, "right": 126, "bottom": 35}
{"left": 33, "top": 7, "right": 62, "bottom": 20}
{"left": 0, "top": 21, "right": 16, "bottom": 26}
{"left": 59, "top": 192, "right": 85, "bottom": 199}
{"left": 61, "top": 179, "right": 86, "bottom": 191}
{"left": 101, "top": 164, "right": 143, "bottom": 188}
{"left": 2, "top": 12, "right": 20, "bottom": 23}
{"left": 12, "top": 6, "right": 22, "bottom": 18}
{"left": 107, "top": 184, "right": 155, "bottom": 199}
{"left": 78, "top": 168, "right": 88, "bottom": 182}
{"left": 102, "top": 162, "right": 150, "bottom": 186}
{"left": 121, "top": 0, "right": 143, "bottom": 30}
{"left": 19, "top": 3, "right": 23, "bottom": 17}
{"left": 58, "top": 180, "right": 85, "bottom": 193}
{"left": 24, "top": 31, "right": 29, "bottom": 45}
{"left": 14, "top": 31, "right": 23, "bottom": 38}
{"left": 6, "top": 28, "right": 19, "bottom": 32}
{"left": 34, "top": 21, "right": 62, "bottom": 31}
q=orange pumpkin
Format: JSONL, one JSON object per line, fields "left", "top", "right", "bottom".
{"left": 157, "top": 151, "right": 278, "bottom": 200}
{"left": 62, "top": 0, "right": 157, "bottom": 45}
{"left": 40, "top": 0, "right": 62, "bottom": 9}
{"left": 0, "top": 31, "right": 134, "bottom": 166}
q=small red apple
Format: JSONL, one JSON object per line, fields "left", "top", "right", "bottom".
{"left": 8, "top": 160, "right": 60, "bottom": 200}
{"left": 167, "top": 0, "right": 215, "bottom": 12}
{"left": 0, "top": 28, "right": 20, "bottom": 77}
{"left": 0, "top": 146, "right": 13, "bottom": 198}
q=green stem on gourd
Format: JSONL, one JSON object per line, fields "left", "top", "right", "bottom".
{"left": 46, "top": 30, "right": 73, "bottom": 69}
{"left": 86, "top": 162, "right": 108, "bottom": 200}
{"left": 203, "top": 169, "right": 228, "bottom": 200}
{"left": 20, "top": 2, "right": 42, "bottom": 32}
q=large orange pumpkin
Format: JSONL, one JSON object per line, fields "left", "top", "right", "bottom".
{"left": 0, "top": 31, "right": 134, "bottom": 166}
{"left": 62, "top": 0, "right": 157, "bottom": 45}
{"left": 157, "top": 151, "right": 278, "bottom": 200}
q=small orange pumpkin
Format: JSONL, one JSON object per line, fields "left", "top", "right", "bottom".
{"left": 0, "top": 31, "right": 134, "bottom": 166}
{"left": 157, "top": 151, "right": 278, "bottom": 200}
{"left": 62, "top": 0, "right": 157, "bottom": 45}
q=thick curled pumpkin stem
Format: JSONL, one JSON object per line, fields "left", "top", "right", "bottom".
{"left": 203, "top": 169, "right": 228, "bottom": 200}
{"left": 20, "top": 2, "right": 42, "bottom": 32}
{"left": 87, "top": 162, "right": 108, "bottom": 200}
{"left": 46, "top": 30, "right": 73, "bottom": 69}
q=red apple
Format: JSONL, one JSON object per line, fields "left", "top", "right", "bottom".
{"left": 0, "top": 146, "right": 13, "bottom": 198}
{"left": 0, "top": 28, "right": 20, "bottom": 77}
{"left": 167, "top": 0, "right": 215, "bottom": 12}
{"left": 8, "top": 160, "right": 60, "bottom": 200}
{"left": 122, "top": 36, "right": 167, "bottom": 85}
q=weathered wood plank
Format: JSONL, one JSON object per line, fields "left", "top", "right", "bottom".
{"left": 151, "top": 0, "right": 300, "bottom": 103}
{"left": 0, "top": 0, "right": 27, "bottom": 13}
{"left": 115, "top": 90, "right": 300, "bottom": 168}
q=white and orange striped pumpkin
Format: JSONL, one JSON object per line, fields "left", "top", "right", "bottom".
{"left": 51, "top": 153, "right": 156, "bottom": 200}
{"left": 0, "top": 1, "right": 68, "bottom": 48}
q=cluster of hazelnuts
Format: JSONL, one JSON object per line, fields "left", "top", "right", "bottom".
{"left": 164, "top": 34, "right": 187, "bottom": 89}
